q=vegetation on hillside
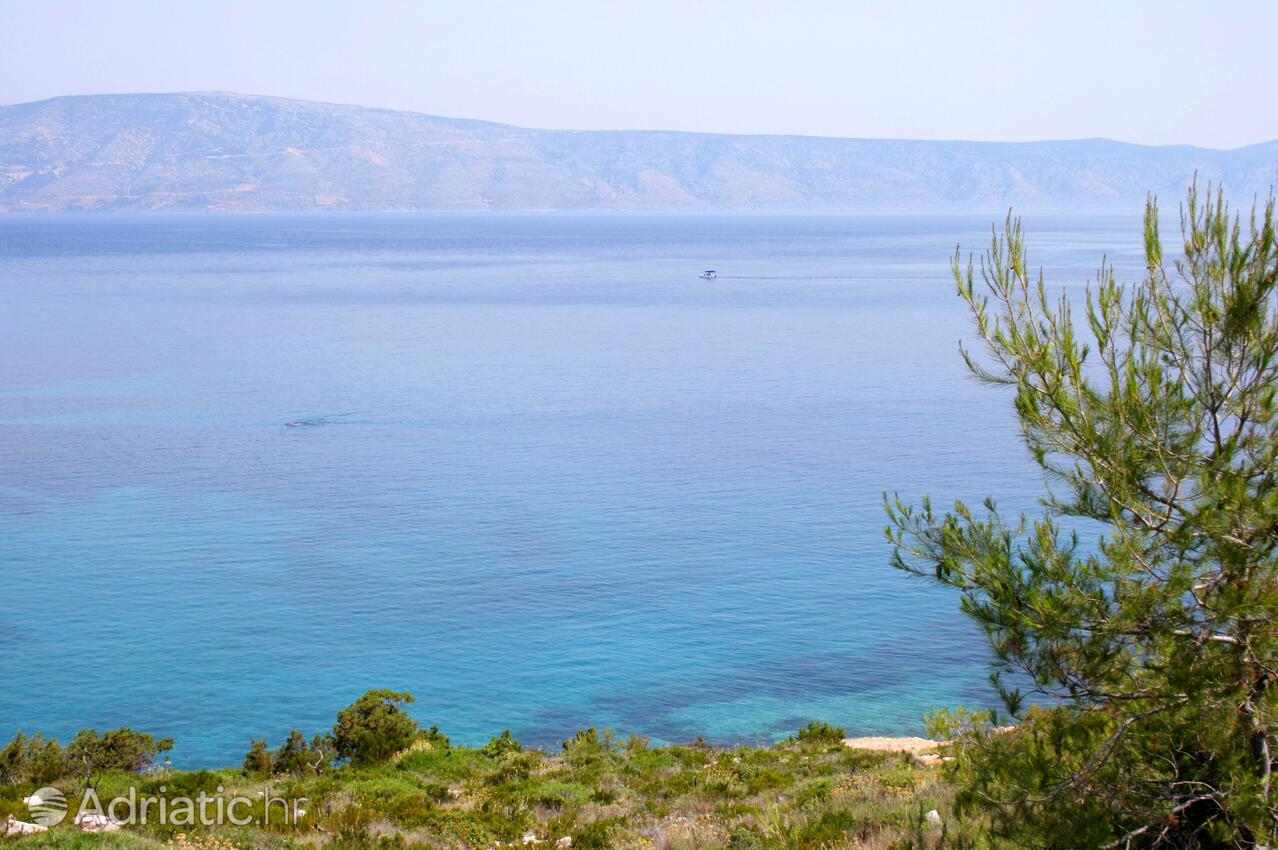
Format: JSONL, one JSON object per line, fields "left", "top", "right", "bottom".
{"left": 0, "top": 702, "right": 959, "bottom": 850}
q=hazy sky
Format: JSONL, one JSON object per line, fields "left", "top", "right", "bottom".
{"left": 3, "top": 0, "right": 1276, "bottom": 148}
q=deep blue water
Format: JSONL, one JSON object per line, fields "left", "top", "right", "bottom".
{"left": 0, "top": 212, "right": 1142, "bottom": 768}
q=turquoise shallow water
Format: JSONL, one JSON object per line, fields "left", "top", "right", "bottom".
{"left": 0, "top": 212, "right": 1141, "bottom": 767}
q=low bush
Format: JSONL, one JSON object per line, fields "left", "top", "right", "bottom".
{"left": 792, "top": 721, "right": 846, "bottom": 747}
{"left": 480, "top": 729, "right": 523, "bottom": 758}
{"left": 331, "top": 690, "right": 418, "bottom": 767}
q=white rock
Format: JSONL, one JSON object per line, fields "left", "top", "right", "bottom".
{"left": 5, "top": 815, "right": 49, "bottom": 836}
{"left": 75, "top": 812, "right": 123, "bottom": 833}
{"left": 556, "top": 838, "right": 572, "bottom": 848}
{"left": 925, "top": 809, "right": 943, "bottom": 827}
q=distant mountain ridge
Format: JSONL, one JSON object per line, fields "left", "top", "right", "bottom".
{"left": 1, "top": 92, "right": 1275, "bottom": 213}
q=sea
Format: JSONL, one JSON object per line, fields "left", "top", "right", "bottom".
{"left": 0, "top": 211, "right": 1144, "bottom": 767}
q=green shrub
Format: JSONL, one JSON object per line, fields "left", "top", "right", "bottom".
{"left": 326, "top": 833, "right": 408, "bottom": 850}
{"left": 64, "top": 727, "right": 174, "bottom": 782}
{"left": 624, "top": 748, "right": 676, "bottom": 777}
{"left": 796, "top": 806, "right": 864, "bottom": 847}
{"left": 588, "top": 786, "right": 619, "bottom": 805}
{"left": 838, "top": 748, "right": 892, "bottom": 772}
{"left": 561, "top": 728, "right": 609, "bottom": 755}
{"left": 388, "top": 791, "right": 438, "bottom": 827}
{"left": 0, "top": 732, "right": 64, "bottom": 785}
{"left": 418, "top": 724, "right": 450, "bottom": 750}
{"left": 795, "top": 777, "right": 836, "bottom": 807}
{"left": 741, "top": 766, "right": 789, "bottom": 793}
{"left": 728, "top": 823, "right": 765, "bottom": 849}
{"left": 570, "top": 818, "right": 616, "bottom": 850}
{"left": 792, "top": 721, "right": 846, "bottom": 746}
{"left": 396, "top": 746, "right": 487, "bottom": 781}
{"left": 146, "top": 769, "right": 223, "bottom": 797}
{"left": 332, "top": 690, "right": 418, "bottom": 767}
{"left": 714, "top": 800, "right": 758, "bottom": 818}
{"left": 484, "top": 755, "right": 533, "bottom": 786}
{"left": 272, "top": 729, "right": 330, "bottom": 775}
{"left": 480, "top": 729, "right": 523, "bottom": 758}
{"left": 242, "top": 738, "right": 272, "bottom": 774}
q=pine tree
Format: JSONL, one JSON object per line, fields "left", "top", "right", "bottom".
{"left": 887, "top": 184, "right": 1278, "bottom": 848}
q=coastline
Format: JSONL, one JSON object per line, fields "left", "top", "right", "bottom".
{"left": 0, "top": 727, "right": 955, "bottom": 847}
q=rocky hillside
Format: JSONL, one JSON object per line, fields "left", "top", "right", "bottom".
{"left": 1, "top": 92, "right": 1275, "bottom": 212}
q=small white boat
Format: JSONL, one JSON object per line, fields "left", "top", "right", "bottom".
{"left": 699, "top": 269, "right": 718, "bottom": 280}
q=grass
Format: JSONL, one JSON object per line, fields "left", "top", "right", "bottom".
{"left": 1, "top": 732, "right": 963, "bottom": 850}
